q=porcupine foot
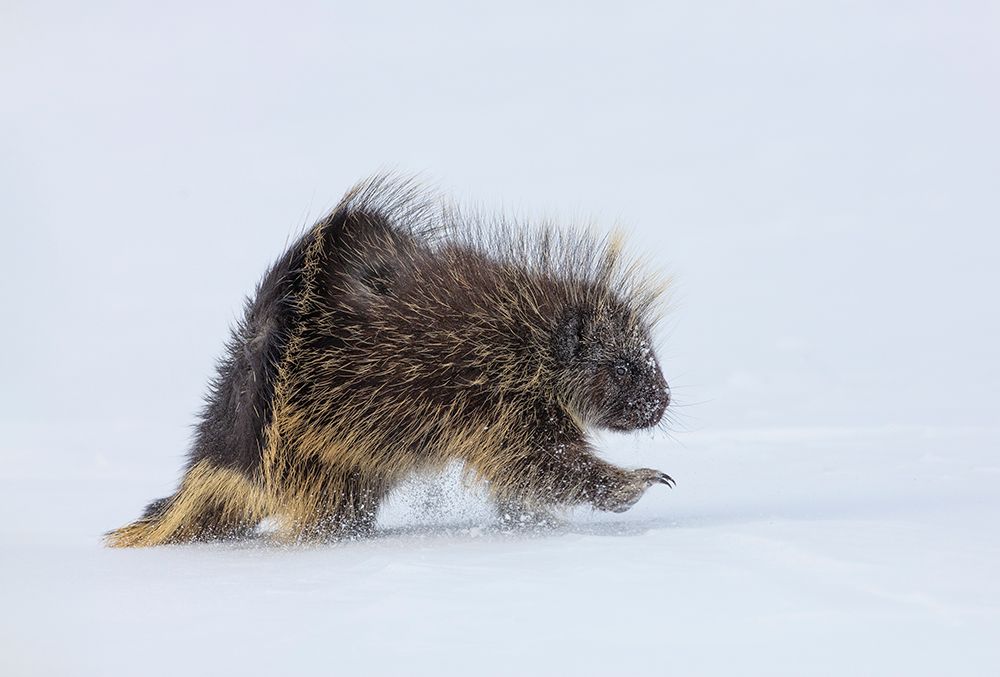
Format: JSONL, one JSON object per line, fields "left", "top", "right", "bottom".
{"left": 593, "top": 467, "right": 674, "bottom": 513}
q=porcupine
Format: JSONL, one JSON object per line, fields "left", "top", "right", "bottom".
{"left": 106, "top": 176, "right": 674, "bottom": 547}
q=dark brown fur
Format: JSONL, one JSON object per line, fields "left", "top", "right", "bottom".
{"left": 107, "top": 177, "right": 673, "bottom": 547}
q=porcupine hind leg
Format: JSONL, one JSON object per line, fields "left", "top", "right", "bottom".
{"left": 282, "top": 468, "right": 388, "bottom": 543}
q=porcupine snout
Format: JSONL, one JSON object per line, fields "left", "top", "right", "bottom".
{"left": 640, "top": 374, "right": 670, "bottom": 428}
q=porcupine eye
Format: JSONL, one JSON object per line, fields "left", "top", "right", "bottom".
{"left": 615, "top": 364, "right": 628, "bottom": 378}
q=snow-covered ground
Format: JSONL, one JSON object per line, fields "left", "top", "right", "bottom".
{"left": 2, "top": 1, "right": 998, "bottom": 675}
{"left": 2, "top": 425, "right": 999, "bottom": 675}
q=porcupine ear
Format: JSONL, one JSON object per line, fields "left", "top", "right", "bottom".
{"left": 553, "top": 311, "right": 583, "bottom": 366}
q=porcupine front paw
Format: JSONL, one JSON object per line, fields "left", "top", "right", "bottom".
{"left": 593, "top": 468, "right": 674, "bottom": 513}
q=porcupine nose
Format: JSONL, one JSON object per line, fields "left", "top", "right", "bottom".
{"left": 653, "top": 383, "right": 670, "bottom": 423}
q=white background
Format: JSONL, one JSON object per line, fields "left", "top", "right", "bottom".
{"left": 2, "top": 2, "right": 998, "bottom": 675}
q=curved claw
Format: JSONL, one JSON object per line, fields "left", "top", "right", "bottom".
{"left": 656, "top": 472, "right": 675, "bottom": 488}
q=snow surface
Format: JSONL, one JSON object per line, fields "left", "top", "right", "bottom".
{"left": 3, "top": 425, "right": 999, "bottom": 676}
{"left": 2, "top": 1, "right": 999, "bottom": 675}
